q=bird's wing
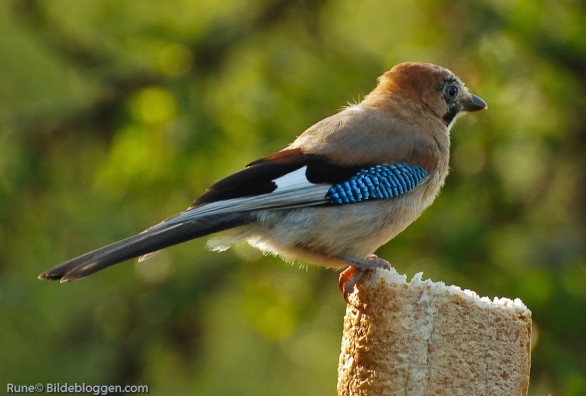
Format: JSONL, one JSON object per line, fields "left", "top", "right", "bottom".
{"left": 157, "top": 147, "right": 430, "bottom": 228}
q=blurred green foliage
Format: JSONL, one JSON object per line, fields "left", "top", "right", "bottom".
{"left": 0, "top": 0, "right": 584, "bottom": 394}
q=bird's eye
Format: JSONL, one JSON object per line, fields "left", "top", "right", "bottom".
{"left": 444, "top": 85, "right": 459, "bottom": 99}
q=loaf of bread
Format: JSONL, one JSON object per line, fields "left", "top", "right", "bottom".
{"left": 337, "top": 268, "right": 532, "bottom": 396}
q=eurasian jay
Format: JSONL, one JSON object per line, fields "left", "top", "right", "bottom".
{"left": 39, "top": 62, "right": 487, "bottom": 294}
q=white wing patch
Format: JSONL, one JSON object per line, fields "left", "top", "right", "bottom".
{"left": 154, "top": 166, "right": 330, "bottom": 228}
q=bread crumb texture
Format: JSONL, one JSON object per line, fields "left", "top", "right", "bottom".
{"left": 337, "top": 268, "right": 532, "bottom": 396}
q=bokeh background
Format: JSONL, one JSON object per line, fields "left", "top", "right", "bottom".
{"left": 1, "top": 0, "right": 585, "bottom": 395}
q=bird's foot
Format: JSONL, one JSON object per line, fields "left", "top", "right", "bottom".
{"left": 338, "top": 255, "right": 391, "bottom": 302}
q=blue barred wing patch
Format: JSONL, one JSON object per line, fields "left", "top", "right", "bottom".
{"left": 325, "top": 163, "right": 428, "bottom": 204}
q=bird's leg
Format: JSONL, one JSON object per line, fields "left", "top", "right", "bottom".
{"left": 337, "top": 255, "right": 392, "bottom": 301}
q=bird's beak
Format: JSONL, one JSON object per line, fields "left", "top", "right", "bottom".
{"left": 461, "top": 94, "right": 487, "bottom": 112}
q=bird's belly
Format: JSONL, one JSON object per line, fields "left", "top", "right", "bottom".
{"left": 246, "top": 185, "right": 437, "bottom": 268}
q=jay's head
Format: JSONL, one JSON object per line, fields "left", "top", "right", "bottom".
{"left": 368, "top": 62, "right": 487, "bottom": 127}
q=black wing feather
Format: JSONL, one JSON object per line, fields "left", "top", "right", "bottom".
{"left": 193, "top": 148, "right": 370, "bottom": 207}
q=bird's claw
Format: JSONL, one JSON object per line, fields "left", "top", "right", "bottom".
{"left": 338, "top": 255, "right": 392, "bottom": 302}
{"left": 339, "top": 267, "right": 362, "bottom": 303}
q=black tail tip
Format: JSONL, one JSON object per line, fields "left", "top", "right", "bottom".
{"left": 38, "top": 272, "right": 54, "bottom": 281}
{"left": 38, "top": 271, "right": 72, "bottom": 283}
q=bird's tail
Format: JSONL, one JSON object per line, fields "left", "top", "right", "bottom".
{"left": 38, "top": 212, "right": 252, "bottom": 282}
